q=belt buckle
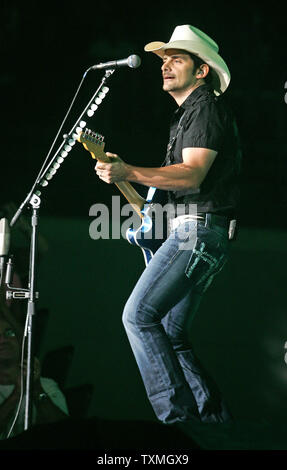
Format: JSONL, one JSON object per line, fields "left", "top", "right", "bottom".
{"left": 170, "top": 214, "right": 204, "bottom": 231}
{"left": 228, "top": 219, "right": 237, "bottom": 240}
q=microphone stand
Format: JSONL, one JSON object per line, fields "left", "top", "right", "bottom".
{"left": 6, "top": 68, "right": 115, "bottom": 431}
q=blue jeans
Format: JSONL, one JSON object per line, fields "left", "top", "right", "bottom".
{"left": 122, "top": 218, "right": 233, "bottom": 424}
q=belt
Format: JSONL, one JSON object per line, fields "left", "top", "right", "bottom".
{"left": 170, "top": 213, "right": 230, "bottom": 229}
{"left": 169, "top": 213, "right": 236, "bottom": 239}
{"left": 199, "top": 212, "right": 231, "bottom": 229}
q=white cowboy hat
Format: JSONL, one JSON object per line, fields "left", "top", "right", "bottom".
{"left": 144, "top": 24, "right": 231, "bottom": 95}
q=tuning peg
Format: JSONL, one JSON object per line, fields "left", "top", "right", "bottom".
{"left": 85, "top": 129, "right": 93, "bottom": 140}
{"left": 96, "top": 133, "right": 104, "bottom": 142}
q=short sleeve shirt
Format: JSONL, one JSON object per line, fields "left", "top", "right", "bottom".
{"left": 166, "top": 84, "right": 241, "bottom": 215}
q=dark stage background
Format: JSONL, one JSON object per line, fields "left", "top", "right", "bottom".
{"left": 1, "top": 0, "right": 287, "bottom": 450}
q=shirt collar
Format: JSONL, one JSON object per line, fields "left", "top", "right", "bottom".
{"left": 180, "top": 84, "right": 214, "bottom": 111}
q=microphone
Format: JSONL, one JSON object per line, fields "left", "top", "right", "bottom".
{"left": 0, "top": 218, "right": 10, "bottom": 287}
{"left": 90, "top": 54, "right": 141, "bottom": 70}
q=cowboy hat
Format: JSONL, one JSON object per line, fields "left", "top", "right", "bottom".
{"left": 144, "top": 25, "right": 230, "bottom": 95}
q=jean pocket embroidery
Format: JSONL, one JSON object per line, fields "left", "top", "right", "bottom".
{"left": 184, "top": 240, "right": 227, "bottom": 292}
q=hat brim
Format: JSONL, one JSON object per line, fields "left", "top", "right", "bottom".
{"left": 144, "top": 40, "right": 230, "bottom": 94}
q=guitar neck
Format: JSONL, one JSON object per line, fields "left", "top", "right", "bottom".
{"left": 88, "top": 147, "right": 146, "bottom": 217}
{"left": 115, "top": 181, "right": 146, "bottom": 217}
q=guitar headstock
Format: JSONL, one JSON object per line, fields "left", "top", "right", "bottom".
{"left": 78, "top": 128, "right": 108, "bottom": 161}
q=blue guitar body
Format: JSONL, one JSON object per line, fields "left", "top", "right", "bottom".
{"left": 125, "top": 187, "right": 168, "bottom": 266}
{"left": 126, "top": 205, "right": 167, "bottom": 265}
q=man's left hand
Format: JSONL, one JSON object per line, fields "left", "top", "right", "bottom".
{"left": 95, "top": 153, "right": 129, "bottom": 184}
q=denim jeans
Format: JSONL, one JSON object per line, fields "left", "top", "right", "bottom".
{"left": 122, "top": 218, "right": 233, "bottom": 424}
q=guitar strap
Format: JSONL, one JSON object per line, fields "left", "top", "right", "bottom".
{"left": 146, "top": 111, "right": 187, "bottom": 203}
{"left": 164, "top": 110, "right": 187, "bottom": 167}
{"left": 146, "top": 186, "right": 157, "bottom": 203}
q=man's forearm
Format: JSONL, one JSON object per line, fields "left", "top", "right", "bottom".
{"left": 96, "top": 148, "right": 216, "bottom": 188}
{"left": 125, "top": 163, "right": 202, "bottom": 190}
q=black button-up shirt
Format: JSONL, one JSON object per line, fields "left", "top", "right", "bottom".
{"left": 166, "top": 84, "right": 241, "bottom": 215}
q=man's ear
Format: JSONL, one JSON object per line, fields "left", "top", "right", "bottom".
{"left": 196, "top": 63, "right": 209, "bottom": 79}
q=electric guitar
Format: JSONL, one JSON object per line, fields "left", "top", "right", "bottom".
{"left": 78, "top": 129, "right": 167, "bottom": 265}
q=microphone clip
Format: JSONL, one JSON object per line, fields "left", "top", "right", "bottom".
{"left": 4, "top": 256, "right": 39, "bottom": 300}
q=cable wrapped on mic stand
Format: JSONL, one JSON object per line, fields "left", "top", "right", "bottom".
{"left": 0, "top": 218, "right": 10, "bottom": 287}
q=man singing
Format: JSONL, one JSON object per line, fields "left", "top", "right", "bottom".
{"left": 95, "top": 25, "right": 241, "bottom": 425}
